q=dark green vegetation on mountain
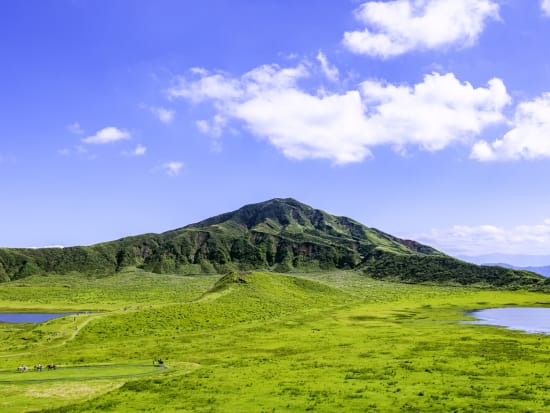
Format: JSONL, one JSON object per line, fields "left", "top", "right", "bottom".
{"left": 0, "top": 198, "right": 545, "bottom": 288}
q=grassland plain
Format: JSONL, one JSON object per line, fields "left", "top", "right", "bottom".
{"left": 0, "top": 270, "right": 549, "bottom": 412}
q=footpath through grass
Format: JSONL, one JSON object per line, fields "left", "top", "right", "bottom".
{"left": 0, "top": 270, "right": 549, "bottom": 412}
{"left": 0, "top": 364, "right": 167, "bottom": 383}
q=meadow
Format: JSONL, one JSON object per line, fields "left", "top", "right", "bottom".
{"left": 0, "top": 269, "right": 549, "bottom": 412}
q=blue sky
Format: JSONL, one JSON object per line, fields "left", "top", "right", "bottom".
{"left": 2, "top": 0, "right": 550, "bottom": 261}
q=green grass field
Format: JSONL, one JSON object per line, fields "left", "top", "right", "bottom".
{"left": 0, "top": 269, "right": 549, "bottom": 412}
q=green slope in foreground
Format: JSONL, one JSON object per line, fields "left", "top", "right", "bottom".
{"left": 0, "top": 198, "right": 546, "bottom": 289}
{"left": 0, "top": 270, "right": 549, "bottom": 412}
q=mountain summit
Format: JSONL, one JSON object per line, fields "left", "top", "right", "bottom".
{"left": 0, "top": 198, "right": 545, "bottom": 288}
{"left": 139, "top": 197, "right": 445, "bottom": 273}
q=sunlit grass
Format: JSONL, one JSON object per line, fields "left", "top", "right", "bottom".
{"left": 0, "top": 270, "right": 548, "bottom": 412}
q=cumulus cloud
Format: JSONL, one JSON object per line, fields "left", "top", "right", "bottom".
{"left": 471, "top": 93, "right": 550, "bottom": 161}
{"left": 543, "top": 0, "right": 550, "bottom": 16}
{"left": 316, "top": 51, "right": 339, "bottom": 81}
{"left": 150, "top": 106, "right": 175, "bottom": 124}
{"left": 162, "top": 161, "right": 183, "bottom": 176}
{"left": 360, "top": 73, "right": 509, "bottom": 152}
{"left": 413, "top": 219, "right": 550, "bottom": 256}
{"left": 82, "top": 127, "right": 130, "bottom": 144}
{"left": 168, "top": 63, "right": 510, "bottom": 164}
{"left": 342, "top": 0, "right": 500, "bottom": 58}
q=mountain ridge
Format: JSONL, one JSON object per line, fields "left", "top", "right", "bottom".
{"left": 0, "top": 198, "right": 546, "bottom": 288}
{"left": 483, "top": 263, "right": 550, "bottom": 278}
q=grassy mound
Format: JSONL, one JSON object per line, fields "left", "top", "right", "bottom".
{"left": 69, "top": 272, "right": 352, "bottom": 348}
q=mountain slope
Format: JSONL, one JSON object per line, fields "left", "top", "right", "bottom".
{"left": 0, "top": 198, "right": 546, "bottom": 288}
{"left": 110, "top": 198, "right": 445, "bottom": 274}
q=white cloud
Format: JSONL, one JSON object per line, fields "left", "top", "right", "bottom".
{"left": 471, "top": 93, "right": 550, "bottom": 161}
{"left": 196, "top": 115, "right": 227, "bottom": 137}
{"left": 82, "top": 127, "right": 131, "bottom": 144}
{"left": 343, "top": 0, "right": 500, "bottom": 58}
{"left": 316, "top": 51, "right": 339, "bottom": 81}
{"left": 168, "top": 65, "right": 309, "bottom": 103}
{"left": 361, "top": 73, "right": 510, "bottom": 152}
{"left": 414, "top": 219, "right": 550, "bottom": 256}
{"left": 168, "top": 71, "right": 243, "bottom": 102}
{"left": 124, "top": 144, "right": 146, "bottom": 157}
{"left": 169, "top": 63, "right": 510, "bottom": 164}
{"left": 542, "top": 0, "right": 550, "bottom": 16}
{"left": 67, "top": 122, "right": 84, "bottom": 135}
{"left": 163, "top": 161, "right": 183, "bottom": 176}
{"left": 190, "top": 67, "right": 208, "bottom": 75}
{"left": 235, "top": 88, "right": 373, "bottom": 163}
{"left": 133, "top": 144, "right": 147, "bottom": 156}
{"left": 150, "top": 106, "right": 175, "bottom": 124}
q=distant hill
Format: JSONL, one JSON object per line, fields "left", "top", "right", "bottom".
{"left": 523, "top": 266, "right": 550, "bottom": 277}
{"left": 483, "top": 263, "right": 550, "bottom": 278}
{"left": 459, "top": 254, "right": 550, "bottom": 267}
{"left": 0, "top": 198, "right": 546, "bottom": 288}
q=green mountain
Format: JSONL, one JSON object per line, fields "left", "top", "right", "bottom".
{"left": 0, "top": 198, "right": 545, "bottom": 288}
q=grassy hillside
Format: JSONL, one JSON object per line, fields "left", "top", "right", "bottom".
{"left": 0, "top": 270, "right": 549, "bottom": 412}
{"left": 0, "top": 198, "right": 546, "bottom": 288}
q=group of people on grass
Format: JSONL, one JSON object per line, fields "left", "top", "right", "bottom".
{"left": 17, "top": 363, "right": 55, "bottom": 372}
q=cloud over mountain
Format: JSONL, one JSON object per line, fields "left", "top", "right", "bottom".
{"left": 170, "top": 64, "right": 510, "bottom": 164}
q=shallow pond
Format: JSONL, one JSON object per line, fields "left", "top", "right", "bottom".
{"left": 0, "top": 313, "right": 74, "bottom": 323}
{"left": 468, "top": 307, "right": 550, "bottom": 334}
